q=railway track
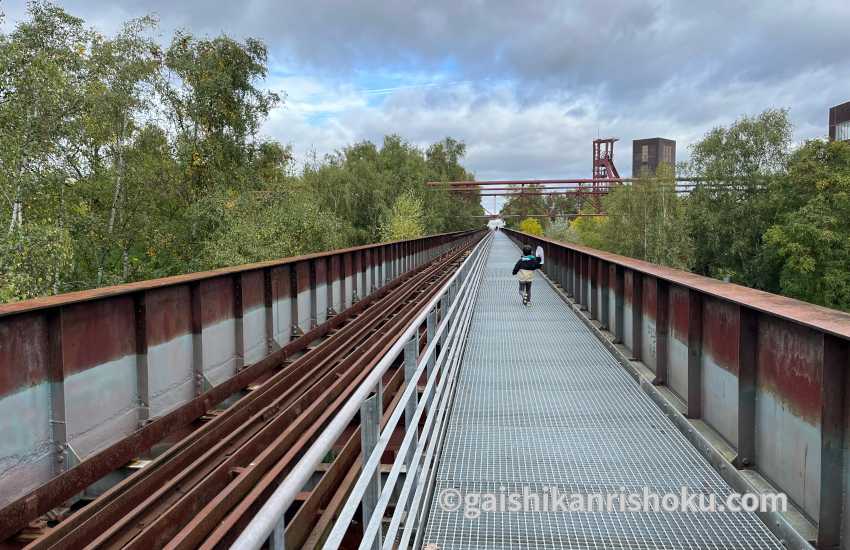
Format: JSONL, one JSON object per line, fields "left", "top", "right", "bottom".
{"left": 17, "top": 234, "right": 479, "bottom": 549}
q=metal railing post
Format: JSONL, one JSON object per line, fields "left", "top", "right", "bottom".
{"left": 403, "top": 336, "right": 419, "bottom": 465}
{"left": 360, "top": 393, "right": 382, "bottom": 550}
{"left": 439, "top": 296, "right": 449, "bottom": 348}
{"left": 269, "top": 518, "right": 285, "bottom": 550}
{"left": 426, "top": 309, "right": 437, "bottom": 376}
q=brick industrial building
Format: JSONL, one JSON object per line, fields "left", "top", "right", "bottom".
{"left": 632, "top": 137, "right": 676, "bottom": 177}
{"left": 829, "top": 101, "right": 850, "bottom": 141}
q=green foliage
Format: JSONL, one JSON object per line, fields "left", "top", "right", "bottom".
{"left": 518, "top": 217, "right": 543, "bottom": 236}
{"left": 499, "top": 185, "right": 548, "bottom": 228}
{"left": 0, "top": 225, "right": 73, "bottom": 301}
{"left": 499, "top": 185, "right": 579, "bottom": 230}
{"left": 544, "top": 219, "right": 576, "bottom": 243}
{"left": 762, "top": 140, "right": 850, "bottom": 310}
{"left": 305, "top": 135, "right": 482, "bottom": 245}
{"left": 546, "top": 165, "right": 692, "bottom": 270}
{"left": 597, "top": 164, "right": 693, "bottom": 269}
{"left": 570, "top": 209, "right": 610, "bottom": 252}
{"left": 380, "top": 191, "right": 425, "bottom": 242}
{"left": 685, "top": 109, "right": 792, "bottom": 287}
{"left": 0, "top": 4, "right": 482, "bottom": 303}
{"left": 196, "top": 185, "right": 346, "bottom": 269}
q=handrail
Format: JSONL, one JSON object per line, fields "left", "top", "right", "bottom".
{"left": 393, "top": 249, "right": 483, "bottom": 550}
{"left": 323, "top": 230, "right": 489, "bottom": 549}
{"left": 230, "top": 232, "right": 492, "bottom": 550}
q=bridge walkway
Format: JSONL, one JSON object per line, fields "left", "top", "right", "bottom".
{"left": 421, "top": 232, "right": 784, "bottom": 550}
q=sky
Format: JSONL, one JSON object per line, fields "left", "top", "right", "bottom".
{"left": 3, "top": 0, "right": 850, "bottom": 213}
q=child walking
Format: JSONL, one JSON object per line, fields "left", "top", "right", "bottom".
{"left": 512, "top": 244, "right": 541, "bottom": 306}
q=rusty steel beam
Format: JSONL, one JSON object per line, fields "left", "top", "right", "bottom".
{"left": 653, "top": 279, "right": 670, "bottom": 386}
{"left": 426, "top": 177, "right": 709, "bottom": 186}
{"left": 441, "top": 184, "right": 703, "bottom": 192}
{"left": 817, "top": 335, "right": 848, "bottom": 549}
{"left": 734, "top": 306, "right": 758, "bottom": 469}
{"left": 686, "top": 290, "right": 703, "bottom": 419}
{"left": 0, "top": 231, "right": 475, "bottom": 318}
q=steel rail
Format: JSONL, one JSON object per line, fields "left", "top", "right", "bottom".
{"left": 230, "top": 233, "right": 492, "bottom": 550}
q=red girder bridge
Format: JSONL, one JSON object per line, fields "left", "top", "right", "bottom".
{"left": 0, "top": 225, "right": 848, "bottom": 548}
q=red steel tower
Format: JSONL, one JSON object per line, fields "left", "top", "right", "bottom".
{"left": 590, "top": 138, "right": 621, "bottom": 212}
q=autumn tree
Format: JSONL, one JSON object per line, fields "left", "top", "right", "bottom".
{"left": 518, "top": 217, "right": 543, "bottom": 236}
{"left": 380, "top": 190, "right": 425, "bottom": 241}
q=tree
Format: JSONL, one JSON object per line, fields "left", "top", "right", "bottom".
{"left": 78, "top": 16, "right": 161, "bottom": 284}
{"left": 158, "top": 29, "right": 281, "bottom": 258}
{"left": 0, "top": 4, "right": 484, "bottom": 304}
{"left": 762, "top": 139, "right": 850, "bottom": 310}
{"left": 544, "top": 219, "right": 577, "bottom": 243}
{"left": 570, "top": 208, "right": 609, "bottom": 251}
{"left": 380, "top": 190, "right": 425, "bottom": 241}
{"left": 596, "top": 164, "right": 692, "bottom": 269}
{"left": 685, "top": 109, "right": 792, "bottom": 286}
{"left": 423, "top": 137, "right": 483, "bottom": 233}
{"left": 545, "top": 194, "right": 579, "bottom": 221}
{"left": 500, "top": 186, "right": 548, "bottom": 228}
{"left": 306, "top": 135, "right": 483, "bottom": 244}
{"left": 0, "top": 1, "right": 91, "bottom": 296}
{"left": 518, "top": 217, "right": 543, "bottom": 236}
{"left": 196, "top": 184, "right": 346, "bottom": 270}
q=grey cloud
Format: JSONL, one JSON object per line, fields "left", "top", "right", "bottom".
{"left": 10, "top": 1, "right": 849, "bottom": 93}
{"left": 4, "top": 0, "right": 848, "bottom": 182}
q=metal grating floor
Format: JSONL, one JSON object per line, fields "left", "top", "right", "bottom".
{"left": 421, "top": 233, "right": 784, "bottom": 549}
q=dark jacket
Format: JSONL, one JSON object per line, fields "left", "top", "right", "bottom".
{"left": 512, "top": 255, "right": 541, "bottom": 275}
